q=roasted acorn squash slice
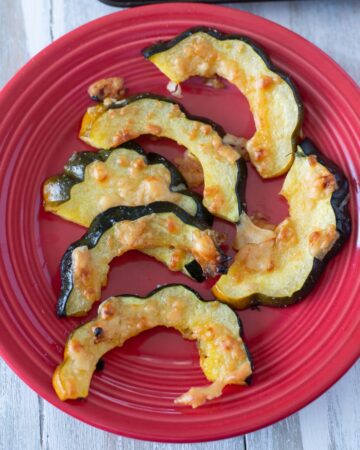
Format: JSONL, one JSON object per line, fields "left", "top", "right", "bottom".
{"left": 43, "top": 143, "right": 211, "bottom": 281}
{"left": 143, "top": 27, "right": 303, "bottom": 178}
{"left": 53, "top": 284, "right": 252, "bottom": 408}
{"left": 43, "top": 142, "right": 211, "bottom": 226}
{"left": 58, "top": 202, "right": 228, "bottom": 317}
{"left": 79, "top": 94, "right": 247, "bottom": 223}
{"left": 213, "top": 139, "right": 351, "bottom": 308}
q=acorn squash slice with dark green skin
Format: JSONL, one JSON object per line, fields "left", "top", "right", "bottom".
{"left": 43, "top": 143, "right": 211, "bottom": 281}
{"left": 142, "top": 27, "right": 303, "bottom": 179}
{"left": 53, "top": 284, "right": 252, "bottom": 408}
{"left": 58, "top": 202, "right": 229, "bottom": 317}
{"left": 43, "top": 142, "right": 211, "bottom": 226}
{"left": 79, "top": 93, "right": 247, "bottom": 223}
{"left": 213, "top": 139, "right": 351, "bottom": 308}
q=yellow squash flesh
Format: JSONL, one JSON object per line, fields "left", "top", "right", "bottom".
{"left": 44, "top": 147, "right": 197, "bottom": 226}
{"left": 146, "top": 30, "right": 302, "bottom": 178}
{"left": 65, "top": 212, "right": 222, "bottom": 316}
{"left": 44, "top": 147, "right": 200, "bottom": 279}
{"left": 53, "top": 285, "right": 252, "bottom": 408}
{"left": 213, "top": 148, "right": 339, "bottom": 307}
{"left": 79, "top": 97, "right": 242, "bottom": 222}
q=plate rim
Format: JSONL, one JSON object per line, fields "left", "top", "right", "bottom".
{"left": 0, "top": 2, "right": 359, "bottom": 443}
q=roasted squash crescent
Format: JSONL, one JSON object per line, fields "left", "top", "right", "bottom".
{"left": 143, "top": 27, "right": 303, "bottom": 178}
{"left": 43, "top": 142, "right": 211, "bottom": 281}
{"left": 53, "top": 284, "right": 252, "bottom": 408}
{"left": 58, "top": 202, "right": 229, "bottom": 317}
{"left": 213, "top": 139, "right": 351, "bottom": 308}
{"left": 79, "top": 94, "right": 247, "bottom": 223}
{"left": 43, "top": 142, "right": 211, "bottom": 226}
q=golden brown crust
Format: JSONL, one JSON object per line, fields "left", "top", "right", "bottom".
{"left": 88, "top": 77, "right": 125, "bottom": 101}
{"left": 309, "top": 224, "right": 339, "bottom": 260}
{"left": 174, "top": 151, "right": 204, "bottom": 188}
{"left": 53, "top": 286, "right": 252, "bottom": 406}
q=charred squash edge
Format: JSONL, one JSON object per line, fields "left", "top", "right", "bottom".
{"left": 142, "top": 26, "right": 304, "bottom": 173}
{"left": 107, "top": 93, "right": 247, "bottom": 219}
{"left": 234, "top": 138, "right": 351, "bottom": 308}
{"left": 43, "top": 141, "right": 213, "bottom": 226}
{"left": 57, "top": 202, "right": 230, "bottom": 317}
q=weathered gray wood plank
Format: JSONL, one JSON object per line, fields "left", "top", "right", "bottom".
{"left": 41, "top": 399, "right": 121, "bottom": 450}
{"left": 0, "top": 358, "right": 41, "bottom": 450}
{"left": 51, "top": 0, "right": 117, "bottom": 39}
{"left": 0, "top": 0, "right": 29, "bottom": 86}
{"left": 238, "top": 0, "right": 360, "bottom": 83}
{"left": 122, "top": 437, "right": 245, "bottom": 450}
{"left": 19, "top": 0, "right": 52, "bottom": 56}
{"left": 245, "top": 362, "right": 360, "bottom": 450}
{"left": 42, "top": 394, "right": 245, "bottom": 450}
{"left": 246, "top": 413, "right": 304, "bottom": 450}
{"left": 299, "top": 361, "right": 360, "bottom": 450}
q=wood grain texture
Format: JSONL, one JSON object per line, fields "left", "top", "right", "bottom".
{"left": 0, "top": 359, "right": 41, "bottom": 450}
{"left": 246, "top": 412, "right": 304, "bottom": 450}
{"left": 299, "top": 362, "right": 360, "bottom": 450}
{"left": 0, "top": 0, "right": 29, "bottom": 86}
{"left": 0, "top": 0, "right": 359, "bottom": 449}
{"left": 20, "top": 0, "right": 52, "bottom": 56}
{"left": 239, "top": 0, "right": 360, "bottom": 83}
{"left": 51, "top": 0, "right": 117, "bottom": 39}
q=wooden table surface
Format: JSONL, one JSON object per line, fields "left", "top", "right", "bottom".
{"left": 0, "top": 1, "right": 359, "bottom": 449}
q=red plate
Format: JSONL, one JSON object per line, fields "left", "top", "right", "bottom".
{"left": 0, "top": 3, "right": 359, "bottom": 443}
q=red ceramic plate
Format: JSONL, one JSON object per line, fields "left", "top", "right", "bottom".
{"left": 0, "top": 3, "right": 359, "bottom": 443}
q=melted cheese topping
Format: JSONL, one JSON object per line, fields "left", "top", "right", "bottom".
{"left": 72, "top": 246, "right": 101, "bottom": 303}
{"left": 191, "top": 229, "right": 220, "bottom": 271}
{"left": 167, "top": 81, "right": 183, "bottom": 98}
{"left": 91, "top": 161, "right": 108, "bottom": 181}
{"left": 141, "top": 246, "right": 194, "bottom": 275}
{"left": 223, "top": 133, "right": 248, "bottom": 160}
{"left": 46, "top": 147, "right": 196, "bottom": 227}
{"left": 236, "top": 240, "right": 275, "bottom": 273}
{"left": 175, "top": 151, "right": 204, "bottom": 188}
{"left": 167, "top": 249, "right": 186, "bottom": 271}
{"left": 175, "top": 380, "right": 226, "bottom": 408}
{"left": 88, "top": 77, "right": 125, "bottom": 101}
{"left": 204, "top": 75, "right": 225, "bottom": 89}
{"left": 67, "top": 213, "right": 222, "bottom": 316}
{"left": 234, "top": 212, "right": 275, "bottom": 250}
{"left": 53, "top": 285, "right": 252, "bottom": 406}
{"left": 213, "top": 150, "right": 339, "bottom": 307}
{"left": 45, "top": 147, "right": 200, "bottom": 280}
{"left": 309, "top": 224, "right": 338, "bottom": 260}
{"left": 175, "top": 361, "right": 252, "bottom": 408}
{"left": 148, "top": 31, "right": 301, "bottom": 178}
{"left": 79, "top": 99, "right": 241, "bottom": 222}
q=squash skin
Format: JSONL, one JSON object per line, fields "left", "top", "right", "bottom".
{"left": 267, "top": 139, "right": 351, "bottom": 306}
{"left": 213, "top": 139, "right": 351, "bottom": 308}
{"left": 57, "top": 202, "right": 230, "bottom": 317}
{"left": 117, "top": 284, "right": 253, "bottom": 381}
{"left": 53, "top": 284, "right": 253, "bottom": 406}
{"left": 43, "top": 141, "right": 212, "bottom": 226}
{"left": 143, "top": 26, "right": 303, "bottom": 179}
{"left": 44, "top": 142, "right": 211, "bottom": 282}
{"left": 108, "top": 93, "right": 226, "bottom": 135}
{"left": 80, "top": 93, "right": 247, "bottom": 223}
{"left": 111, "top": 94, "right": 248, "bottom": 220}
